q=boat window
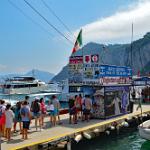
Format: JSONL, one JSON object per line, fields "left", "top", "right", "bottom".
{"left": 69, "top": 86, "right": 83, "bottom": 92}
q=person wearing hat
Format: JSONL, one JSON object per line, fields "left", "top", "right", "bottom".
{"left": 93, "top": 90, "right": 105, "bottom": 118}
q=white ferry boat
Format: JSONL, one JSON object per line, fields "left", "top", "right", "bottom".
{"left": 1, "top": 76, "right": 51, "bottom": 94}
{"left": 139, "top": 120, "right": 150, "bottom": 140}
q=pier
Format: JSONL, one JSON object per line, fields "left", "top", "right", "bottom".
{"left": 1, "top": 104, "right": 150, "bottom": 150}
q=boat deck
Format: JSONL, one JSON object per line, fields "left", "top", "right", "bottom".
{"left": 2, "top": 104, "right": 150, "bottom": 150}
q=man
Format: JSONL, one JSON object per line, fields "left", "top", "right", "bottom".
{"left": 83, "top": 95, "right": 92, "bottom": 122}
{"left": 130, "top": 89, "right": 135, "bottom": 113}
{"left": 20, "top": 101, "right": 31, "bottom": 139}
{"left": 51, "top": 95, "right": 60, "bottom": 126}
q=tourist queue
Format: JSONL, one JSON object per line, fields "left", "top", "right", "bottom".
{"left": 0, "top": 94, "right": 94, "bottom": 142}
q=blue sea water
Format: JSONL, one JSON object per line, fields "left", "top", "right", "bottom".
{"left": 73, "top": 130, "right": 150, "bottom": 150}
{"left": 0, "top": 93, "right": 68, "bottom": 108}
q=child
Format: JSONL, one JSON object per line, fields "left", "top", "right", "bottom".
{"left": 5, "top": 103, "right": 14, "bottom": 141}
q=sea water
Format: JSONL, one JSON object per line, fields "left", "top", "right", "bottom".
{"left": 72, "top": 130, "right": 150, "bottom": 150}
{"left": 0, "top": 93, "right": 68, "bottom": 108}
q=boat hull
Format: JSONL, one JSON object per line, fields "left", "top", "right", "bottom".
{"left": 3, "top": 85, "right": 49, "bottom": 94}
{"left": 139, "top": 120, "right": 150, "bottom": 140}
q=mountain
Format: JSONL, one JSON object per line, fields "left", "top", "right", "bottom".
{"left": 25, "top": 69, "right": 54, "bottom": 83}
{"left": 51, "top": 66, "right": 68, "bottom": 82}
{"left": 52, "top": 32, "right": 150, "bottom": 82}
{"left": 0, "top": 69, "right": 55, "bottom": 83}
{"left": 25, "top": 69, "right": 55, "bottom": 83}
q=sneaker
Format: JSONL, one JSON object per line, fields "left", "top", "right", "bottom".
{"left": 40, "top": 128, "right": 44, "bottom": 131}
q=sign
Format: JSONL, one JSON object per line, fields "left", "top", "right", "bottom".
{"left": 99, "top": 65, "right": 132, "bottom": 77}
{"left": 84, "top": 55, "right": 91, "bottom": 64}
{"left": 69, "top": 56, "right": 83, "bottom": 84}
{"left": 91, "top": 54, "right": 99, "bottom": 63}
{"left": 133, "top": 77, "right": 150, "bottom": 86}
{"left": 100, "top": 77, "right": 132, "bottom": 85}
{"left": 105, "top": 86, "right": 130, "bottom": 92}
{"left": 69, "top": 56, "right": 83, "bottom": 64}
{"left": 83, "top": 54, "right": 99, "bottom": 79}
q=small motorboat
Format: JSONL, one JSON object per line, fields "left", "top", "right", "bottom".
{"left": 139, "top": 120, "right": 150, "bottom": 140}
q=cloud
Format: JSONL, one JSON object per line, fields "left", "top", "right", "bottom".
{"left": 75, "top": 0, "right": 150, "bottom": 44}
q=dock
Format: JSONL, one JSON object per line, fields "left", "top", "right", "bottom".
{"left": 2, "top": 104, "right": 150, "bottom": 150}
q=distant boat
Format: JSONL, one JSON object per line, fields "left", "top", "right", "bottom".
{"left": 139, "top": 120, "right": 150, "bottom": 140}
{"left": 1, "top": 76, "right": 53, "bottom": 94}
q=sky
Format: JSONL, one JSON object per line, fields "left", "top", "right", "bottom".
{"left": 1, "top": 0, "right": 150, "bottom": 75}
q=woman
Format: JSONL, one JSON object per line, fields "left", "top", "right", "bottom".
{"left": 0, "top": 100, "right": 6, "bottom": 137}
{"left": 40, "top": 98, "right": 46, "bottom": 128}
{"left": 13, "top": 101, "right": 22, "bottom": 133}
{"left": 68, "top": 96, "right": 77, "bottom": 124}
{"left": 5, "top": 103, "right": 14, "bottom": 141}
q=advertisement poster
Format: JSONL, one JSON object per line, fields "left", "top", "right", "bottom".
{"left": 92, "top": 88, "right": 105, "bottom": 118}
{"left": 83, "top": 86, "right": 105, "bottom": 119}
{"left": 104, "top": 86, "right": 130, "bottom": 117}
{"left": 69, "top": 56, "right": 83, "bottom": 84}
{"left": 83, "top": 54, "right": 100, "bottom": 79}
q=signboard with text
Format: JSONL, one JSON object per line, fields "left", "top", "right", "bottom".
{"left": 69, "top": 56, "right": 83, "bottom": 84}
{"left": 99, "top": 65, "right": 132, "bottom": 77}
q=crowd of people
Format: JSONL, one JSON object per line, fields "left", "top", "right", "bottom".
{"left": 0, "top": 91, "right": 129, "bottom": 142}
{"left": 68, "top": 94, "right": 93, "bottom": 124}
{"left": 0, "top": 95, "right": 61, "bottom": 141}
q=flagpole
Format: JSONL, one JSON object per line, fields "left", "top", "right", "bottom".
{"left": 131, "top": 23, "right": 143, "bottom": 124}
{"left": 130, "top": 23, "right": 133, "bottom": 71}
{"left": 81, "top": 31, "right": 84, "bottom": 97}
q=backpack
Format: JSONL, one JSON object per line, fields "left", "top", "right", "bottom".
{"left": 32, "top": 101, "right": 40, "bottom": 113}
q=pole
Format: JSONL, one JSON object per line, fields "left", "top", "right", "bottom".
{"left": 82, "top": 44, "right": 84, "bottom": 97}
{"left": 130, "top": 23, "right": 133, "bottom": 69}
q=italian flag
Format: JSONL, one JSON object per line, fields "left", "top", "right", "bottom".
{"left": 72, "top": 29, "right": 82, "bottom": 54}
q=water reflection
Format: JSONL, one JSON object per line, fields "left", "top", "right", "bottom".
{"left": 141, "top": 141, "right": 150, "bottom": 150}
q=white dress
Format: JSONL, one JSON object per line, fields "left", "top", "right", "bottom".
{"left": 113, "top": 97, "right": 121, "bottom": 115}
{"left": 5, "top": 110, "right": 14, "bottom": 128}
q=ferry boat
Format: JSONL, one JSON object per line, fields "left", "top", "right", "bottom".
{"left": 139, "top": 120, "right": 150, "bottom": 140}
{"left": 1, "top": 76, "right": 51, "bottom": 94}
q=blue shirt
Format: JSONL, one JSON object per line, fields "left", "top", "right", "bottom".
{"left": 21, "top": 106, "right": 30, "bottom": 122}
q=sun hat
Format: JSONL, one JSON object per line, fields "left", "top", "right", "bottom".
{"left": 94, "top": 90, "right": 104, "bottom": 96}
{"left": 35, "top": 97, "right": 40, "bottom": 100}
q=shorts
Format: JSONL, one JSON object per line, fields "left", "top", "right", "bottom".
{"left": 83, "top": 109, "right": 91, "bottom": 115}
{"left": 49, "top": 109, "right": 58, "bottom": 116}
{"left": 69, "top": 107, "right": 77, "bottom": 115}
{"left": 22, "top": 121, "right": 30, "bottom": 129}
{"left": 14, "top": 117, "right": 22, "bottom": 123}
{"left": 33, "top": 112, "right": 41, "bottom": 118}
